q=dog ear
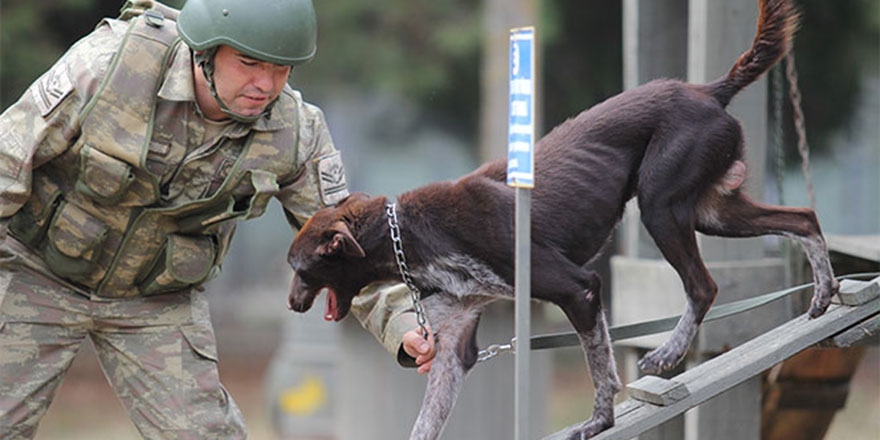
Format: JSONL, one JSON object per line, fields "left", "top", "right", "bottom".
{"left": 320, "top": 221, "right": 366, "bottom": 258}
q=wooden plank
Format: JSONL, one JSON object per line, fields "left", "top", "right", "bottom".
{"left": 542, "top": 298, "right": 880, "bottom": 440}
{"left": 825, "top": 234, "right": 880, "bottom": 262}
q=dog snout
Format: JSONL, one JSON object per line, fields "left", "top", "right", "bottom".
{"left": 288, "top": 273, "right": 313, "bottom": 313}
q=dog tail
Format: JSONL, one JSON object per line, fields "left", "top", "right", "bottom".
{"left": 699, "top": 0, "right": 799, "bottom": 107}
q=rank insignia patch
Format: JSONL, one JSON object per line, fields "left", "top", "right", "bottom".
{"left": 32, "top": 62, "right": 74, "bottom": 117}
{"left": 315, "top": 152, "right": 349, "bottom": 206}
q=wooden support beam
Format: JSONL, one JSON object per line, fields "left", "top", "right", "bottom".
{"left": 627, "top": 376, "right": 690, "bottom": 406}
{"left": 542, "top": 297, "right": 880, "bottom": 440}
{"left": 816, "top": 314, "right": 880, "bottom": 348}
{"left": 761, "top": 345, "right": 868, "bottom": 440}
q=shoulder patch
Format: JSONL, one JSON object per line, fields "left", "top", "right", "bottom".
{"left": 32, "top": 62, "right": 74, "bottom": 118}
{"left": 314, "top": 151, "right": 349, "bottom": 206}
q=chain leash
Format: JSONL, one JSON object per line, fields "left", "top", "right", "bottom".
{"left": 386, "top": 203, "right": 429, "bottom": 340}
{"left": 477, "top": 337, "right": 517, "bottom": 363}
{"left": 387, "top": 202, "right": 515, "bottom": 361}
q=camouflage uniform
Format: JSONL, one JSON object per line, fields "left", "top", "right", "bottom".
{"left": 0, "top": 5, "right": 419, "bottom": 439}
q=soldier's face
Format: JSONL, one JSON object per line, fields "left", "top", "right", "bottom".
{"left": 196, "top": 45, "right": 291, "bottom": 120}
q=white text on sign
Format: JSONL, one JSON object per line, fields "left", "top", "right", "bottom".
{"left": 511, "top": 100, "right": 529, "bottom": 117}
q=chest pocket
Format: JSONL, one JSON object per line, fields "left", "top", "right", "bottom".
{"left": 75, "top": 144, "right": 160, "bottom": 207}
{"left": 8, "top": 171, "right": 63, "bottom": 248}
{"left": 175, "top": 169, "right": 279, "bottom": 233}
{"left": 76, "top": 145, "right": 135, "bottom": 205}
{"left": 138, "top": 233, "right": 215, "bottom": 296}
{"left": 43, "top": 201, "right": 109, "bottom": 282}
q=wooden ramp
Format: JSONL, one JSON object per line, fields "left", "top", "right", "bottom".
{"left": 543, "top": 279, "right": 880, "bottom": 440}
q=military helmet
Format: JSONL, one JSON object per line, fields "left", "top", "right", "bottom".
{"left": 177, "top": 0, "right": 317, "bottom": 66}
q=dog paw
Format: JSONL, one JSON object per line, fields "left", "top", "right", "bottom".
{"left": 638, "top": 346, "right": 684, "bottom": 374}
{"left": 808, "top": 278, "right": 840, "bottom": 319}
{"left": 808, "top": 297, "right": 830, "bottom": 318}
{"left": 566, "top": 416, "right": 613, "bottom": 440}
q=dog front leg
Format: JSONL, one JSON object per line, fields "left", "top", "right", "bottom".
{"left": 558, "top": 286, "right": 621, "bottom": 438}
{"left": 410, "top": 312, "right": 480, "bottom": 440}
{"left": 575, "top": 307, "right": 621, "bottom": 438}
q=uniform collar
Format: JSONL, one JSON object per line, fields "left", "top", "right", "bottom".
{"left": 157, "top": 45, "right": 295, "bottom": 132}
{"left": 157, "top": 42, "right": 195, "bottom": 102}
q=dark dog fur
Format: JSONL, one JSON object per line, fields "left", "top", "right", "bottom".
{"left": 286, "top": 1, "right": 837, "bottom": 438}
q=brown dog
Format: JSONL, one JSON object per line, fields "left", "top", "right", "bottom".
{"left": 286, "top": 1, "right": 836, "bottom": 438}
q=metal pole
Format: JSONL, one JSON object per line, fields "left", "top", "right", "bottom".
{"left": 514, "top": 187, "right": 531, "bottom": 440}
{"left": 508, "top": 26, "right": 535, "bottom": 440}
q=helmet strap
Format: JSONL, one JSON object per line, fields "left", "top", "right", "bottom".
{"left": 194, "top": 47, "right": 278, "bottom": 123}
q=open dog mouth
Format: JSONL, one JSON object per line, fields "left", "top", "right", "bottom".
{"left": 324, "top": 288, "right": 339, "bottom": 321}
{"left": 288, "top": 273, "right": 347, "bottom": 321}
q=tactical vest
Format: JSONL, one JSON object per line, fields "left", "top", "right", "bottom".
{"left": 9, "top": 2, "right": 302, "bottom": 298}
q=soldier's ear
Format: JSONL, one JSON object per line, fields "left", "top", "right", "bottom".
{"left": 319, "top": 221, "right": 365, "bottom": 259}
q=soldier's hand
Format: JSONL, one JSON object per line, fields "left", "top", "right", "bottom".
{"left": 402, "top": 325, "right": 435, "bottom": 375}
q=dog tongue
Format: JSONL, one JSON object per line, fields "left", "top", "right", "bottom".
{"left": 324, "top": 289, "right": 338, "bottom": 321}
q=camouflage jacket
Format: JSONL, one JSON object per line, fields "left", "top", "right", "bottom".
{"left": 0, "top": 10, "right": 352, "bottom": 299}
{"left": 0, "top": 5, "right": 421, "bottom": 361}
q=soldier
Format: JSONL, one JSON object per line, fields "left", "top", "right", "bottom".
{"left": 0, "top": 1, "right": 434, "bottom": 438}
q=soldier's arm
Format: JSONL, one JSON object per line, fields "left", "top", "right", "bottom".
{"left": 276, "top": 99, "right": 430, "bottom": 368}
{"left": 0, "top": 22, "right": 119, "bottom": 220}
{"left": 349, "top": 282, "right": 435, "bottom": 369}
{"left": 275, "top": 99, "right": 348, "bottom": 229}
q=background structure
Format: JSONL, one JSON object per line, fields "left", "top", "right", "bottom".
{"left": 0, "top": 0, "right": 876, "bottom": 439}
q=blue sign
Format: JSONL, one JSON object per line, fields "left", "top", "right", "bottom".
{"left": 507, "top": 27, "right": 535, "bottom": 188}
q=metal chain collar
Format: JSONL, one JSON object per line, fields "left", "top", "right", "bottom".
{"left": 386, "top": 202, "right": 512, "bottom": 361}
{"left": 386, "top": 203, "right": 429, "bottom": 340}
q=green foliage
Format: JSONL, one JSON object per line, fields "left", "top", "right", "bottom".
{"left": 1, "top": 0, "right": 123, "bottom": 106}
{"left": 0, "top": 0, "right": 876, "bottom": 154}
{"left": 788, "top": 0, "right": 880, "bottom": 155}
{"left": 540, "top": 0, "right": 622, "bottom": 132}
{"left": 294, "top": 0, "right": 483, "bottom": 136}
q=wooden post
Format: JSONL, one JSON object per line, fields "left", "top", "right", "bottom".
{"left": 618, "top": 1, "right": 690, "bottom": 439}
{"left": 686, "top": 1, "right": 785, "bottom": 438}
{"left": 614, "top": 0, "right": 788, "bottom": 439}
{"left": 481, "top": 0, "right": 539, "bottom": 162}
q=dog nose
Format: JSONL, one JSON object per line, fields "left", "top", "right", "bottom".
{"left": 287, "top": 294, "right": 304, "bottom": 312}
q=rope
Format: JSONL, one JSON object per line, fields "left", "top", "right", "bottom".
{"left": 784, "top": 50, "right": 817, "bottom": 210}
{"left": 772, "top": 64, "right": 786, "bottom": 206}
{"left": 476, "top": 272, "right": 879, "bottom": 361}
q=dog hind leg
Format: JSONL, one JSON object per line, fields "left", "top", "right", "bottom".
{"left": 633, "top": 130, "right": 738, "bottom": 374}
{"left": 696, "top": 191, "right": 838, "bottom": 317}
{"left": 635, "top": 185, "right": 720, "bottom": 374}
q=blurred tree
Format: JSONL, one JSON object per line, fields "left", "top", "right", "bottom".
{"left": 0, "top": 0, "right": 185, "bottom": 107}
{"left": 785, "top": 0, "right": 880, "bottom": 156}
{"left": 295, "top": 1, "right": 484, "bottom": 141}
{"left": 1, "top": 0, "right": 876, "bottom": 156}
{"left": 540, "top": 0, "right": 623, "bottom": 132}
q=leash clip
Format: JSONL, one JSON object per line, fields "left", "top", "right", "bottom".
{"left": 477, "top": 337, "right": 517, "bottom": 363}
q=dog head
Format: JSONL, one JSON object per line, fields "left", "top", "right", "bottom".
{"left": 287, "top": 192, "right": 383, "bottom": 321}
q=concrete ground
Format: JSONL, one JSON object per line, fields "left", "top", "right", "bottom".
{"left": 32, "top": 338, "right": 879, "bottom": 440}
